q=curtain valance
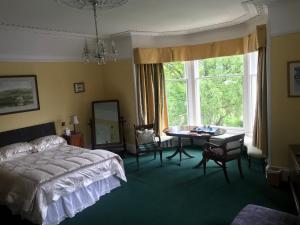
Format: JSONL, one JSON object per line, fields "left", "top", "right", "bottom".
{"left": 134, "top": 24, "right": 266, "bottom": 64}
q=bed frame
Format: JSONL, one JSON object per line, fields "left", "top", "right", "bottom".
{"left": 0, "top": 122, "right": 56, "bottom": 147}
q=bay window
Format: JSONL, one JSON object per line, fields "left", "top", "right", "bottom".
{"left": 164, "top": 52, "right": 258, "bottom": 136}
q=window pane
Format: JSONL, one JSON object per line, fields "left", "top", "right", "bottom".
{"left": 199, "top": 55, "right": 243, "bottom": 77}
{"left": 199, "top": 55, "right": 244, "bottom": 127}
{"left": 164, "top": 62, "right": 185, "bottom": 79}
{"left": 166, "top": 81, "right": 188, "bottom": 126}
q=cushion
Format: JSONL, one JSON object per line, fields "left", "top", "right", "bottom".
{"left": 247, "top": 145, "right": 264, "bottom": 159}
{"left": 160, "top": 135, "right": 174, "bottom": 142}
{"left": 231, "top": 204, "right": 299, "bottom": 225}
{"left": 136, "top": 129, "right": 156, "bottom": 145}
{"left": 30, "top": 135, "right": 67, "bottom": 152}
{"left": 0, "top": 142, "right": 34, "bottom": 161}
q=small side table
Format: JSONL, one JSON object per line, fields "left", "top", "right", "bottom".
{"left": 63, "top": 132, "right": 84, "bottom": 148}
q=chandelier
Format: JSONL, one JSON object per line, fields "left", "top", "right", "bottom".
{"left": 56, "top": 0, "right": 128, "bottom": 64}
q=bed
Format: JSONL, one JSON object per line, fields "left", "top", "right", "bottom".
{"left": 0, "top": 122, "right": 127, "bottom": 225}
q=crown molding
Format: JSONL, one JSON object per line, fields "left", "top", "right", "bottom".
{"left": 0, "top": 53, "right": 131, "bottom": 62}
{"left": 0, "top": 54, "right": 83, "bottom": 62}
{"left": 0, "top": 22, "right": 95, "bottom": 39}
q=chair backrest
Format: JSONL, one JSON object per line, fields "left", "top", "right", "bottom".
{"left": 134, "top": 124, "right": 155, "bottom": 131}
{"left": 133, "top": 124, "right": 160, "bottom": 145}
{"left": 134, "top": 124, "right": 160, "bottom": 152}
{"left": 223, "top": 133, "right": 245, "bottom": 155}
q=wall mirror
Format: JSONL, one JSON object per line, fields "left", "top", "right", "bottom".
{"left": 91, "top": 100, "right": 122, "bottom": 149}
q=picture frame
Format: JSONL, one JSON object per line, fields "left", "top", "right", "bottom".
{"left": 288, "top": 61, "right": 300, "bottom": 97}
{"left": 0, "top": 75, "right": 40, "bottom": 115}
{"left": 74, "top": 82, "right": 85, "bottom": 93}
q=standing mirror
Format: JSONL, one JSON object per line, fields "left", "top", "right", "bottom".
{"left": 91, "top": 100, "right": 122, "bottom": 149}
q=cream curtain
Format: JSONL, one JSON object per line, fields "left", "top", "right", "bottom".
{"left": 136, "top": 64, "right": 168, "bottom": 134}
{"left": 133, "top": 25, "right": 266, "bottom": 64}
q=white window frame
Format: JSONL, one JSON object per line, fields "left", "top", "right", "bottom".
{"left": 165, "top": 53, "right": 258, "bottom": 134}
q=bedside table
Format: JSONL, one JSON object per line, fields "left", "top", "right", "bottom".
{"left": 63, "top": 132, "right": 84, "bottom": 147}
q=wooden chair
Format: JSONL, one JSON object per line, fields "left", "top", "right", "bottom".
{"left": 202, "top": 133, "right": 245, "bottom": 183}
{"left": 134, "top": 124, "right": 163, "bottom": 170}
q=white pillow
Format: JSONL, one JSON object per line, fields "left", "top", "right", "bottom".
{"left": 136, "top": 129, "right": 156, "bottom": 145}
{"left": 0, "top": 142, "right": 34, "bottom": 161}
{"left": 30, "top": 135, "right": 67, "bottom": 152}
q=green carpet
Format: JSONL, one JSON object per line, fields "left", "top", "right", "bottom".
{"left": 2, "top": 148, "right": 295, "bottom": 225}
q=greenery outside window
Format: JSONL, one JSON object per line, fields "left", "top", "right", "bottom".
{"left": 164, "top": 52, "right": 258, "bottom": 135}
{"left": 164, "top": 62, "right": 188, "bottom": 126}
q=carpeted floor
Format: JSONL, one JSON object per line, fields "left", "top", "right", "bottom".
{"left": 2, "top": 147, "right": 295, "bottom": 225}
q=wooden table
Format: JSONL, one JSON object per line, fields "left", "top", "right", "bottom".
{"left": 164, "top": 126, "right": 222, "bottom": 166}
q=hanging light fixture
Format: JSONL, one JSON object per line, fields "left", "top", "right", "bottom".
{"left": 56, "top": 0, "right": 128, "bottom": 64}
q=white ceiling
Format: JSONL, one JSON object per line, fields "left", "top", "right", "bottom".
{"left": 0, "top": 0, "right": 264, "bottom": 37}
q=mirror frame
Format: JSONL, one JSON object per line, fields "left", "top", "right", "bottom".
{"left": 91, "top": 100, "right": 122, "bottom": 149}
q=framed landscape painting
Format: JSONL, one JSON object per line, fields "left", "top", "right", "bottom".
{"left": 288, "top": 61, "right": 300, "bottom": 97}
{"left": 0, "top": 75, "right": 40, "bottom": 115}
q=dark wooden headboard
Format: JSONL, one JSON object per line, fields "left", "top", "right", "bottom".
{"left": 0, "top": 122, "right": 56, "bottom": 147}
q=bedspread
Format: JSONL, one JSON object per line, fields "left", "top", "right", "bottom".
{"left": 0, "top": 145, "right": 126, "bottom": 224}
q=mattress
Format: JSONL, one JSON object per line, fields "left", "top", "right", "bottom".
{"left": 0, "top": 145, "right": 127, "bottom": 224}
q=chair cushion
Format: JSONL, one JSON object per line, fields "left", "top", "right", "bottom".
{"left": 136, "top": 129, "right": 156, "bottom": 145}
{"left": 160, "top": 136, "right": 174, "bottom": 142}
{"left": 247, "top": 145, "right": 264, "bottom": 159}
{"left": 231, "top": 204, "right": 299, "bottom": 225}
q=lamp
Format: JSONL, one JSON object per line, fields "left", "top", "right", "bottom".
{"left": 56, "top": 0, "right": 128, "bottom": 65}
{"left": 72, "top": 115, "right": 79, "bottom": 133}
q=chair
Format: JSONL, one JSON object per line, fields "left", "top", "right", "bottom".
{"left": 202, "top": 133, "right": 245, "bottom": 183}
{"left": 244, "top": 137, "right": 266, "bottom": 172}
{"left": 134, "top": 124, "right": 163, "bottom": 170}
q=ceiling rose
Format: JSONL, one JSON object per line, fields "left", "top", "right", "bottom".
{"left": 55, "top": 0, "right": 128, "bottom": 10}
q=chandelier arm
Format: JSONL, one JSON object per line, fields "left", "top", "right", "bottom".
{"left": 55, "top": 0, "right": 125, "bottom": 64}
{"left": 93, "top": 1, "right": 100, "bottom": 45}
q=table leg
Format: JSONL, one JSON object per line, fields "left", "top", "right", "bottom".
{"left": 182, "top": 149, "right": 194, "bottom": 158}
{"left": 167, "top": 137, "right": 194, "bottom": 166}
{"left": 166, "top": 137, "right": 181, "bottom": 159}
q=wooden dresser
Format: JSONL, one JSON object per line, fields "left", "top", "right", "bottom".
{"left": 63, "top": 132, "right": 84, "bottom": 148}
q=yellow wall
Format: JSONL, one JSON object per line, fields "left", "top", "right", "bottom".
{"left": 102, "top": 59, "right": 136, "bottom": 147}
{"left": 271, "top": 32, "right": 300, "bottom": 167}
{"left": 0, "top": 62, "right": 105, "bottom": 145}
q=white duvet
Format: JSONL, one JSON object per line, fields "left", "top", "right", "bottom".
{"left": 0, "top": 145, "right": 127, "bottom": 224}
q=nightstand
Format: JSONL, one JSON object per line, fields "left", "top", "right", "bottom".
{"left": 63, "top": 132, "right": 84, "bottom": 147}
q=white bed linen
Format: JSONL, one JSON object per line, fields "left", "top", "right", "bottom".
{"left": 0, "top": 145, "right": 126, "bottom": 225}
{"left": 44, "top": 175, "right": 120, "bottom": 225}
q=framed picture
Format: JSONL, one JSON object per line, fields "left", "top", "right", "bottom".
{"left": 0, "top": 75, "right": 40, "bottom": 115}
{"left": 74, "top": 82, "right": 85, "bottom": 93}
{"left": 288, "top": 61, "right": 300, "bottom": 97}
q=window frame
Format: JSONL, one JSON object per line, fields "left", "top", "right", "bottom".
{"left": 164, "top": 52, "right": 257, "bottom": 134}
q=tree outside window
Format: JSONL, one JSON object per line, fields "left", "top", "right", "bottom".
{"left": 164, "top": 62, "right": 188, "bottom": 126}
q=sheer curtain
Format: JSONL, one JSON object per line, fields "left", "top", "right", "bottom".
{"left": 136, "top": 64, "right": 169, "bottom": 134}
